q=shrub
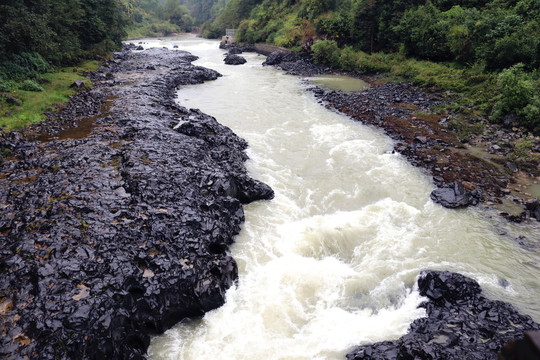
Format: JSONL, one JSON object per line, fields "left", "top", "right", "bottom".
{"left": 0, "top": 78, "right": 14, "bottom": 92}
{"left": 356, "top": 52, "right": 392, "bottom": 74}
{"left": 509, "top": 135, "right": 535, "bottom": 162}
{"left": 492, "top": 63, "right": 539, "bottom": 134}
{"left": 495, "top": 64, "right": 533, "bottom": 113}
{"left": 311, "top": 40, "right": 340, "bottom": 67}
{"left": 339, "top": 46, "right": 358, "bottom": 72}
{"left": 18, "top": 80, "right": 44, "bottom": 92}
{"left": 0, "top": 52, "right": 50, "bottom": 81}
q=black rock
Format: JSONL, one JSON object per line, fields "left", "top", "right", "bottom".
{"left": 263, "top": 51, "right": 285, "bottom": 66}
{"left": 224, "top": 54, "right": 247, "bottom": 65}
{"left": 430, "top": 182, "right": 479, "bottom": 208}
{"left": 505, "top": 161, "right": 518, "bottom": 172}
{"left": 503, "top": 113, "right": 517, "bottom": 128}
{"left": 70, "top": 80, "right": 86, "bottom": 89}
{"left": 228, "top": 47, "right": 243, "bottom": 55}
{"left": 3, "top": 94, "right": 22, "bottom": 106}
{"left": 418, "top": 270, "right": 481, "bottom": 304}
{"left": 525, "top": 200, "right": 540, "bottom": 221}
{"left": 347, "top": 270, "right": 540, "bottom": 360}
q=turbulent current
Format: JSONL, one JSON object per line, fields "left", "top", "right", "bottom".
{"left": 141, "top": 36, "right": 540, "bottom": 359}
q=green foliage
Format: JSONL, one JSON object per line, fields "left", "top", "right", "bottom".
{"left": 509, "top": 135, "right": 536, "bottom": 162}
{"left": 1, "top": 60, "right": 97, "bottom": 130}
{"left": 0, "top": 53, "right": 50, "bottom": 81}
{"left": 316, "top": 10, "right": 353, "bottom": 46}
{"left": 0, "top": 79, "right": 15, "bottom": 93}
{"left": 162, "top": 0, "right": 193, "bottom": 30}
{"left": 396, "top": 2, "right": 452, "bottom": 61}
{"left": 299, "top": 0, "right": 336, "bottom": 20}
{"left": 492, "top": 64, "right": 539, "bottom": 133}
{"left": 0, "top": 0, "right": 126, "bottom": 81}
{"left": 356, "top": 52, "right": 392, "bottom": 74}
{"left": 338, "top": 46, "right": 357, "bottom": 72}
{"left": 18, "top": 80, "right": 44, "bottom": 92}
{"left": 274, "top": 17, "right": 308, "bottom": 48}
{"left": 311, "top": 40, "right": 340, "bottom": 67}
{"left": 496, "top": 64, "right": 533, "bottom": 113}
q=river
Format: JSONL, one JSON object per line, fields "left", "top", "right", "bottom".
{"left": 134, "top": 35, "right": 540, "bottom": 360}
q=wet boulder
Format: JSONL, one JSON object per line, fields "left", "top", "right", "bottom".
{"left": 263, "top": 51, "right": 285, "bottom": 66}
{"left": 418, "top": 270, "right": 481, "bottom": 305}
{"left": 70, "top": 80, "right": 86, "bottom": 89}
{"left": 228, "top": 47, "right": 243, "bottom": 55}
{"left": 525, "top": 200, "right": 540, "bottom": 221}
{"left": 499, "top": 331, "right": 540, "bottom": 359}
{"left": 224, "top": 54, "right": 247, "bottom": 65}
{"left": 430, "top": 182, "right": 480, "bottom": 208}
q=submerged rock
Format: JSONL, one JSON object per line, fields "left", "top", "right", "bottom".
{"left": 430, "top": 182, "right": 481, "bottom": 208}
{"left": 224, "top": 54, "right": 247, "bottom": 65}
{"left": 347, "top": 270, "right": 540, "bottom": 360}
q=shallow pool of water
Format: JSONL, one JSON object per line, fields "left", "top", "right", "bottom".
{"left": 306, "top": 75, "right": 370, "bottom": 92}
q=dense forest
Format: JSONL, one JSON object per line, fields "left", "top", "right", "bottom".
{"left": 126, "top": 0, "right": 229, "bottom": 38}
{"left": 202, "top": 0, "right": 539, "bottom": 133}
{"left": 0, "top": 0, "right": 127, "bottom": 81}
{"left": 0, "top": 0, "right": 228, "bottom": 83}
{"left": 204, "top": 0, "right": 539, "bottom": 71}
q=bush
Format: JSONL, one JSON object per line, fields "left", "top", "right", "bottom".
{"left": 339, "top": 46, "right": 358, "bottom": 72}
{"left": 0, "top": 78, "right": 14, "bottom": 92}
{"left": 311, "top": 40, "right": 340, "bottom": 67}
{"left": 18, "top": 80, "right": 44, "bottom": 92}
{"left": 0, "top": 52, "right": 50, "bottom": 81}
{"left": 492, "top": 64, "right": 540, "bottom": 134}
{"left": 509, "top": 135, "right": 535, "bottom": 162}
{"left": 356, "top": 52, "right": 392, "bottom": 74}
{"left": 495, "top": 64, "right": 533, "bottom": 113}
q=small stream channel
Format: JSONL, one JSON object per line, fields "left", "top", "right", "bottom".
{"left": 134, "top": 36, "right": 540, "bottom": 359}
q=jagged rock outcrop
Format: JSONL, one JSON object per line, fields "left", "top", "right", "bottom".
{"left": 346, "top": 271, "right": 540, "bottom": 360}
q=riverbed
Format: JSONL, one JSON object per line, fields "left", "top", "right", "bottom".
{"left": 139, "top": 36, "right": 540, "bottom": 359}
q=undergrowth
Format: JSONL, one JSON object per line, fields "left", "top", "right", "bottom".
{"left": 0, "top": 60, "right": 99, "bottom": 131}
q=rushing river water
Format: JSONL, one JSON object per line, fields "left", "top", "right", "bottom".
{"left": 137, "top": 36, "right": 540, "bottom": 359}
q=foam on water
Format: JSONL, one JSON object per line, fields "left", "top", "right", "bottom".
{"left": 144, "top": 35, "right": 540, "bottom": 359}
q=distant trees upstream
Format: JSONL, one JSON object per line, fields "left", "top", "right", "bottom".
{"left": 202, "top": 0, "right": 539, "bottom": 133}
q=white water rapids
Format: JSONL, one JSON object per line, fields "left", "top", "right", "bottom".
{"left": 136, "top": 36, "right": 540, "bottom": 360}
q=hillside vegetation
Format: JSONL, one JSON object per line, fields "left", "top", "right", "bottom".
{"left": 126, "top": 0, "right": 230, "bottom": 38}
{"left": 204, "top": 0, "right": 540, "bottom": 134}
{"left": 0, "top": 0, "right": 132, "bottom": 130}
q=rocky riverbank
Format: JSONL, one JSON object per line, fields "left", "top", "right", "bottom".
{"left": 311, "top": 82, "right": 540, "bottom": 221}
{"left": 347, "top": 270, "right": 540, "bottom": 360}
{"left": 251, "top": 47, "right": 540, "bottom": 359}
{"left": 253, "top": 48, "right": 540, "bottom": 222}
{"left": 0, "top": 46, "right": 272, "bottom": 359}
